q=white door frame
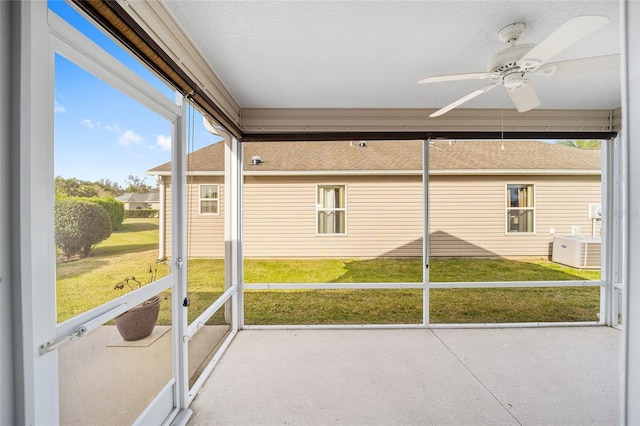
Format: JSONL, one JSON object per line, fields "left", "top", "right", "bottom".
{"left": 13, "top": 3, "right": 189, "bottom": 423}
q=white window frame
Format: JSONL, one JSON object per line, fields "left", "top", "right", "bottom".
{"left": 199, "top": 184, "right": 220, "bottom": 215}
{"left": 505, "top": 183, "right": 536, "bottom": 234}
{"left": 316, "top": 184, "right": 347, "bottom": 236}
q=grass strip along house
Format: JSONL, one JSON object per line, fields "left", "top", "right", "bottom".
{"left": 149, "top": 139, "right": 601, "bottom": 261}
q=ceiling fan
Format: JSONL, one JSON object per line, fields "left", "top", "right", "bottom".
{"left": 418, "top": 16, "right": 619, "bottom": 117}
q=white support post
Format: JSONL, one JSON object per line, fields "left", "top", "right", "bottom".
{"left": 221, "top": 129, "right": 243, "bottom": 328}
{"left": 224, "top": 135, "right": 233, "bottom": 324}
{"left": 235, "top": 138, "right": 244, "bottom": 330}
{"left": 203, "top": 116, "right": 243, "bottom": 329}
{"left": 609, "top": 136, "right": 623, "bottom": 327}
{"left": 172, "top": 95, "right": 189, "bottom": 410}
{"left": 0, "top": 2, "right": 14, "bottom": 424}
{"left": 623, "top": 0, "right": 640, "bottom": 423}
{"left": 422, "top": 140, "right": 430, "bottom": 326}
{"left": 600, "top": 139, "right": 612, "bottom": 325}
{"left": 10, "top": 2, "right": 58, "bottom": 423}
{"left": 158, "top": 175, "right": 166, "bottom": 260}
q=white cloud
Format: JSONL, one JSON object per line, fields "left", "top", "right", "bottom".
{"left": 118, "top": 130, "right": 144, "bottom": 146}
{"left": 54, "top": 102, "right": 66, "bottom": 114}
{"left": 103, "top": 123, "right": 121, "bottom": 132}
{"left": 156, "top": 134, "right": 171, "bottom": 151}
{"left": 81, "top": 119, "right": 101, "bottom": 130}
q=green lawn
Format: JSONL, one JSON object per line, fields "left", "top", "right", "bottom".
{"left": 242, "top": 258, "right": 599, "bottom": 324}
{"left": 56, "top": 218, "right": 170, "bottom": 322}
{"left": 56, "top": 218, "right": 602, "bottom": 325}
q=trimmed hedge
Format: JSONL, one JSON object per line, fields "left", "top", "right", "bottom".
{"left": 55, "top": 198, "right": 112, "bottom": 258}
{"left": 80, "top": 196, "right": 125, "bottom": 231}
{"left": 125, "top": 209, "right": 159, "bottom": 218}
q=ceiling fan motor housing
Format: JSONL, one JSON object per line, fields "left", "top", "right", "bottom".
{"left": 487, "top": 43, "right": 535, "bottom": 74}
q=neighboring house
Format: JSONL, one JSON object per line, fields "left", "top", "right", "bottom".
{"left": 115, "top": 192, "right": 160, "bottom": 210}
{"left": 148, "top": 140, "right": 601, "bottom": 259}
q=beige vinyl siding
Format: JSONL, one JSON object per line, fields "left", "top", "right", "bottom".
{"left": 429, "top": 175, "right": 601, "bottom": 257}
{"left": 162, "top": 176, "right": 225, "bottom": 258}
{"left": 243, "top": 175, "right": 423, "bottom": 258}
{"left": 160, "top": 173, "right": 600, "bottom": 259}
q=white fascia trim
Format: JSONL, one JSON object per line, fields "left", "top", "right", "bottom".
{"left": 245, "top": 170, "right": 420, "bottom": 176}
{"left": 246, "top": 169, "right": 601, "bottom": 176}
{"left": 149, "top": 169, "right": 600, "bottom": 177}
{"left": 148, "top": 171, "right": 224, "bottom": 177}
{"left": 431, "top": 169, "right": 601, "bottom": 176}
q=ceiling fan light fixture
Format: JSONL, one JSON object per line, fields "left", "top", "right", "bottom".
{"left": 503, "top": 72, "right": 526, "bottom": 90}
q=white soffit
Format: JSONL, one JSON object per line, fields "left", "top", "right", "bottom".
{"left": 162, "top": 0, "right": 621, "bottom": 111}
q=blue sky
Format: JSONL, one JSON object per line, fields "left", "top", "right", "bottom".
{"left": 51, "top": 1, "right": 221, "bottom": 188}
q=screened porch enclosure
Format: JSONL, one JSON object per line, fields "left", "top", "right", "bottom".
{"left": 158, "top": 138, "right": 606, "bottom": 328}
{"left": 3, "top": 1, "right": 640, "bottom": 425}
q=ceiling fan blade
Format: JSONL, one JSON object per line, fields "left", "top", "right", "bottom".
{"left": 429, "top": 82, "right": 499, "bottom": 118}
{"left": 508, "top": 82, "right": 540, "bottom": 113}
{"left": 418, "top": 72, "right": 498, "bottom": 84}
{"left": 518, "top": 16, "right": 610, "bottom": 71}
{"left": 533, "top": 54, "right": 620, "bottom": 77}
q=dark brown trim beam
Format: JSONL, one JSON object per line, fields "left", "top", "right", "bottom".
{"left": 240, "top": 131, "right": 618, "bottom": 142}
{"left": 71, "top": 0, "right": 243, "bottom": 139}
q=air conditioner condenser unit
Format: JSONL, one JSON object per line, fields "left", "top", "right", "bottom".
{"left": 552, "top": 235, "right": 601, "bottom": 269}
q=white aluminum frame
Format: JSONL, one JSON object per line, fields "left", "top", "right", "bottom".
{"left": 0, "top": 2, "right": 12, "bottom": 423}
{"left": 13, "top": 4, "right": 58, "bottom": 422}
{"left": 422, "top": 139, "right": 430, "bottom": 325}
{"left": 623, "top": 1, "right": 640, "bottom": 422}
{"left": 601, "top": 137, "right": 621, "bottom": 327}
{"left": 184, "top": 119, "right": 242, "bottom": 404}
{"left": 34, "top": 6, "right": 189, "bottom": 425}
{"left": 244, "top": 280, "right": 601, "bottom": 290}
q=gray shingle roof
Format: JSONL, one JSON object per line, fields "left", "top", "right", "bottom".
{"left": 148, "top": 140, "right": 600, "bottom": 173}
{"left": 115, "top": 192, "right": 160, "bottom": 203}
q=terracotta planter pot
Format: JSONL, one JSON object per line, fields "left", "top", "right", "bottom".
{"left": 114, "top": 296, "right": 161, "bottom": 341}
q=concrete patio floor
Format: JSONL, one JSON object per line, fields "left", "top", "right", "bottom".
{"left": 188, "top": 327, "right": 622, "bottom": 426}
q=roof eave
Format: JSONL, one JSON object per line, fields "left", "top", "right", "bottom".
{"left": 148, "top": 169, "right": 601, "bottom": 177}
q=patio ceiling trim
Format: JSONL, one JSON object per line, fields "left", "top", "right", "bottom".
{"left": 240, "top": 107, "right": 619, "bottom": 141}
{"left": 71, "top": 0, "right": 243, "bottom": 138}
{"left": 241, "top": 130, "right": 616, "bottom": 142}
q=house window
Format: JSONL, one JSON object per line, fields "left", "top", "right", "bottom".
{"left": 317, "top": 185, "right": 346, "bottom": 235}
{"left": 200, "top": 184, "right": 219, "bottom": 214}
{"left": 506, "top": 184, "right": 535, "bottom": 233}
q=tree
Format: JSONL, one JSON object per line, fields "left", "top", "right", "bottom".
{"left": 124, "top": 175, "right": 155, "bottom": 193}
{"left": 96, "top": 178, "right": 124, "bottom": 196}
{"left": 55, "top": 176, "right": 123, "bottom": 198}
{"left": 557, "top": 139, "right": 601, "bottom": 149}
{"left": 54, "top": 198, "right": 112, "bottom": 258}
{"left": 55, "top": 176, "right": 98, "bottom": 198}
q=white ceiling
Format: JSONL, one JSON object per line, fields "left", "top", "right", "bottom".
{"left": 163, "top": 1, "right": 621, "bottom": 112}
